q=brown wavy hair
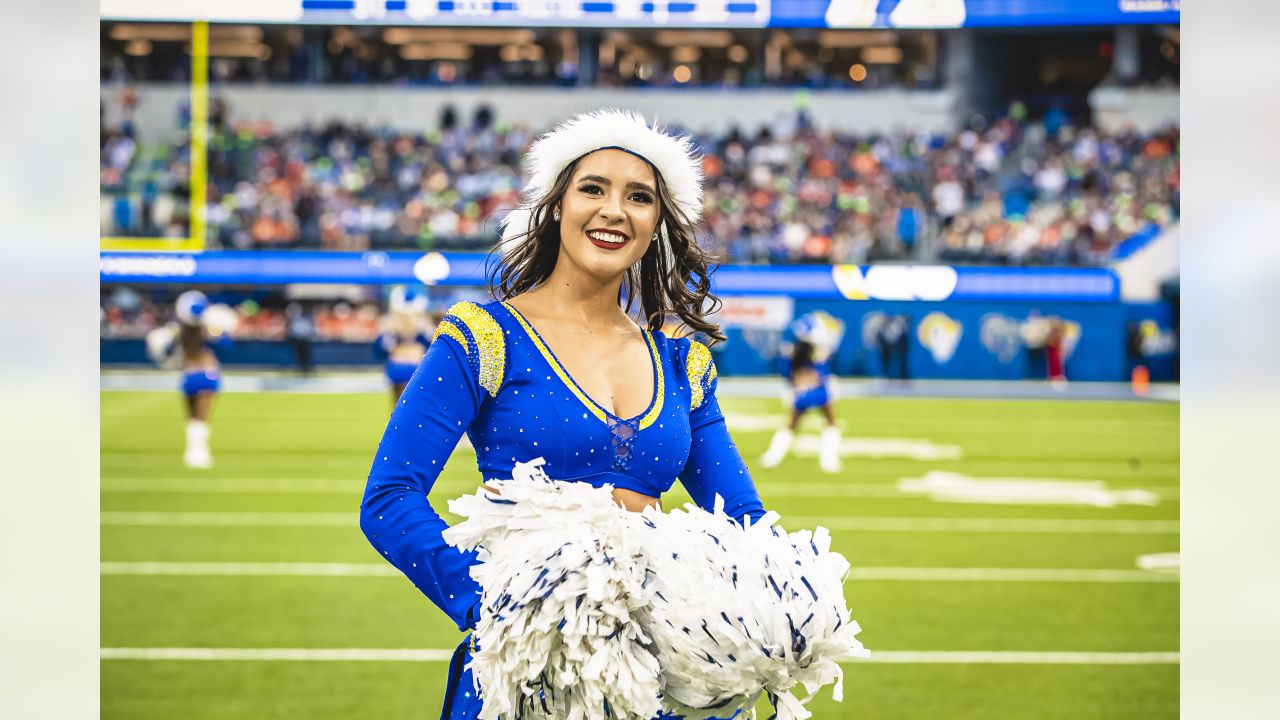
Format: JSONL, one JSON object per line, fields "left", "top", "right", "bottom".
{"left": 487, "top": 154, "right": 725, "bottom": 343}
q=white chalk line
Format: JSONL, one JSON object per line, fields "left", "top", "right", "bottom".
{"left": 99, "top": 647, "right": 1179, "bottom": 665}
{"left": 784, "top": 516, "right": 1178, "bottom": 534}
{"left": 99, "top": 478, "right": 1180, "bottom": 501}
{"left": 100, "top": 511, "right": 1178, "bottom": 534}
{"left": 100, "top": 561, "right": 1178, "bottom": 583}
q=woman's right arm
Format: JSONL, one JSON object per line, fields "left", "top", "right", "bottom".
{"left": 360, "top": 306, "right": 498, "bottom": 631}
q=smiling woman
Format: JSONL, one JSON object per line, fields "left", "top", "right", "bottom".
{"left": 359, "top": 110, "right": 860, "bottom": 720}
{"left": 491, "top": 109, "right": 724, "bottom": 343}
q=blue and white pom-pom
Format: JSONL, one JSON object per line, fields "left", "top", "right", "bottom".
{"left": 443, "top": 459, "right": 868, "bottom": 720}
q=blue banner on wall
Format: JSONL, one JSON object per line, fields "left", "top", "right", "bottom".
{"left": 714, "top": 298, "right": 1132, "bottom": 381}
{"left": 100, "top": 251, "right": 1119, "bottom": 303}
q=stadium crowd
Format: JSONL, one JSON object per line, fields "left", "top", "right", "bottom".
{"left": 101, "top": 103, "right": 1178, "bottom": 266}
{"left": 100, "top": 286, "right": 387, "bottom": 343}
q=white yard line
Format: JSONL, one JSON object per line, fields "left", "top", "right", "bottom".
{"left": 784, "top": 516, "right": 1178, "bottom": 534}
{"left": 99, "top": 647, "right": 1179, "bottom": 665}
{"left": 101, "top": 562, "right": 1178, "bottom": 583}
{"left": 99, "top": 478, "right": 1180, "bottom": 501}
{"left": 102, "top": 511, "right": 354, "bottom": 526}
{"left": 100, "top": 511, "right": 1178, "bottom": 534}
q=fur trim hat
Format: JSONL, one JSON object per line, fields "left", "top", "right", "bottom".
{"left": 499, "top": 109, "right": 703, "bottom": 248}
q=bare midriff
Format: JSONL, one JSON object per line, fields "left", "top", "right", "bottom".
{"left": 611, "top": 487, "right": 661, "bottom": 513}
{"left": 482, "top": 484, "right": 660, "bottom": 513}
{"left": 181, "top": 348, "right": 218, "bottom": 371}
{"left": 389, "top": 343, "right": 427, "bottom": 364}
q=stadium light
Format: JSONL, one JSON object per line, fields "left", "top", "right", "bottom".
{"left": 861, "top": 46, "right": 904, "bottom": 64}
{"left": 671, "top": 46, "right": 701, "bottom": 64}
{"left": 653, "top": 30, "right": 733, "bottom": 48}
{"left": 400, "top": 43, "right": 474, "bottom": 61}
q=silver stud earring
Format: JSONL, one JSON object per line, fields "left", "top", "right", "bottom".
{"left": 553, "top": 210, "right": 561, "bottom": 222}
{"left": 652, "top": 232, "right": 659, "bottom": 242}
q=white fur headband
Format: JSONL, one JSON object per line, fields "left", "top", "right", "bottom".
{"left": 499, "top": 109, "right": 704, "bottom": 248}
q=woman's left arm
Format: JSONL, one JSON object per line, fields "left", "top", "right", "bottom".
{"left": 677, "top": 342, "right": 766, "bottom": 525}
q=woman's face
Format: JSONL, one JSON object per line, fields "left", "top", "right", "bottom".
{"left": 554, "top": 148, "right": 660, "bottom": 282}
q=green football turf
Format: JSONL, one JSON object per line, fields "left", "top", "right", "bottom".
{"left": 101, "top": 390, "right": 1179, "bottom": 719}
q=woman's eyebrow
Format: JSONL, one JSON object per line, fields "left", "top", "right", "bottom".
{"left": 577, "top": 175, "right": 656, "bottom": 194}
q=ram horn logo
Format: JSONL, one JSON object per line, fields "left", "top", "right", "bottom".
{"left": 918, "top": 312, "right": 962, "bottom": 364}
{"left": 980, "top": 314, "right": 1023, "bottom": 364}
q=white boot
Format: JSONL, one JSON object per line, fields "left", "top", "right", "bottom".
{"left": 819, "top": 426, "right": 842, "bottom": 473}
{"left": 760, "top": 428, "right": 794, "bottom": 468}
{"left": 184, "top": 420, "right": 213, "bottom": 469}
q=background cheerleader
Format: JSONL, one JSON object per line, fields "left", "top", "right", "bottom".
{"left": 761, "top": 310, "right": 846, "bottom": 473}
{"left": 372, "top": 285, "right": 434, "bottom": 403}
{"left": 144, "top": 290, "right": 237, "bottom": 469}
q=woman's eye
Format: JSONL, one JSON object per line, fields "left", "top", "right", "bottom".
{"left": 578, "top": 183, "right": 603, "bottom": 195}
{"left": 630, "top": 192, "right": 655, "bottom": 204}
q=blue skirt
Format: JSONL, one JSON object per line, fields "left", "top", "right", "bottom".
{"left": 180, "top": 368, "right": 220, "bottom": 396}
{"left": 386, "top": 360, "right": 418, "bottom": 385}
{"left": 793, "top": 384, "right": 830, "bottom": 411}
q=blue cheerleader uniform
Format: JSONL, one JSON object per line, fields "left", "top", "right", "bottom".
{"left": 360, "top": 300, "right": 766, "bottom": 720}
{"left": 180, "top": 367, "right": 221, "bottom": 396}
{"left": 777, "top": 356, "right": 833, "bottom": 412}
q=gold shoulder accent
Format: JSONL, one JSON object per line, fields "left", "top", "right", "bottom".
{"left": 686, "top": 340, "right": 717, "bottom": 410}
{"left": 442, "top": 301, "right": 506, "bottom": 398}
{"left": 432, "top": 319, "right": 469, "bottom": 354}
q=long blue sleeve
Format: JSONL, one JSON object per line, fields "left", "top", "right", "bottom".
{"left": 360, "top": 333, "right": 484, "bottom": 631}
{"left": 678, "top": 346, "right": 766, "bottom": 526}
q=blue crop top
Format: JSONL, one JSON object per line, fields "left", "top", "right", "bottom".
{"left": 361, "top": 300, "right": 766, "bottom": 632}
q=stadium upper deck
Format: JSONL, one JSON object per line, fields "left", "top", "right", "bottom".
{"left": 100, "top": 102, "right": 1178, "bottom": 267}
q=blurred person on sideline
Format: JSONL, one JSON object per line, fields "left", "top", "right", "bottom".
{"left": 144, "top": 290, "right": 236, "bottom": 468}
{"left": 1045, "top": 317, "right": 1069, "bottom": 390}
{"left": 761, "top": 311, "right": 845, "bottom": 473}
{"left": 373, "top": 286, "right": 434, "bottom": 403}
{"left": 285, "top": 302, "right": 316, "bottom": 376}
{"left": 878, "top": 313, "right": 911, "bottom": 383}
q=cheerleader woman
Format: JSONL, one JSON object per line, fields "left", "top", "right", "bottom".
{"left": 373, "top": 286, "right": 433, "bottom": 403}
{"left": 360, "top": 110, "right": 769, "bottom": 719}
{"left": 145, "top": 290, "right": 235, "bottom": 469}
{"left": 761, "top": 312, "right": 844, "bottom": 473}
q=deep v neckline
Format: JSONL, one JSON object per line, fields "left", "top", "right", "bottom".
{"left": 501, "top": 301, "right": 665, "bottom": 430}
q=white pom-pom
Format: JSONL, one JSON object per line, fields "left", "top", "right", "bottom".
{"left": 443, "top": 459, "right": 867, "bottom": 720}
{"left": 144, "top": 324, "right": 179, "bottom": 366}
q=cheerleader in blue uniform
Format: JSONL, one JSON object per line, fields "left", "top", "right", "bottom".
{"left": 761, "top": 311, "right": 845, "bottom": 473}
{"left": 373, "top": 286, "right": 433, "bottom": 404}
{"left": 145, "top": 290, "right": 236, "bottom": 469}
{"left": 360, "top": 110, "right": 770, "bottom": 719}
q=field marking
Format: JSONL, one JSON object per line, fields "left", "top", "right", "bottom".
{"left": 99, "top": 478, "right": 1180, "bottom": 501}
{"left": 101, "top": 511, "right": 1179, "bottom": 534}
{"left": 785, "top": 516, "right": 1178, "bottom": 534}
{"left": 1136, "top": 552, "right": 1181, "bottom": 573}
{"left": 101, "top": 511, "right": 354, "bottom": 527}
{"left": 100, "top": 647, "right": 1179, "bottom": 665}
{"left": 101, "top": 562, "right": 1178, "bottom": 584}
{"left": 898, "top": 471, "right": 1163, "bottom": 507}
{"left": 101, "top": 647, "right": 456, "bottom": 662}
